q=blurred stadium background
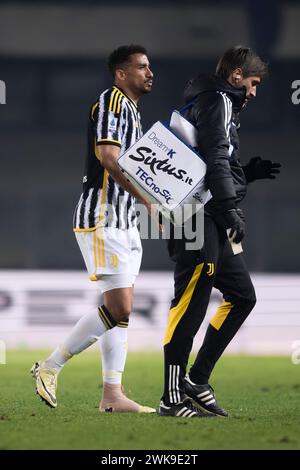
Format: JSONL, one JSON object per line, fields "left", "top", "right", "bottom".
{"left": 0, "top": 0, "right": 300, "bottom": 357}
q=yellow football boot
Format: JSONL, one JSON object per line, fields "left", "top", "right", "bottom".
{"left": 31, "top": 361, "right": 58, "bottom": 408}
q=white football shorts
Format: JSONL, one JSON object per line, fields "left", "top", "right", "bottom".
{"left": 75, "top": 226, "right": 142, "bottom": 292}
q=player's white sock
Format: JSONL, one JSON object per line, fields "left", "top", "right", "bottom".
{"left": 43, "top": 345, "right": 72, "bottom": 373}
{"left": 100, "top": 325, "right": 128, "bottom": 384}
{"left": 44, "top": 306, "right": 116, "bottom": 372}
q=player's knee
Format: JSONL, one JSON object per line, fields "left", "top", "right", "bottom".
{"left": 233, "top": 288, "right": 256, "bottom": 319}
{"left": 113, "top": 306, "right": 131, "bottom": 323}
{"left": 105, "top": 303, "right": 131, "bottom": 323}
{"left": 114, "top": 311, "right": 130, "bottom": 323}
{"left": 243, "top": 287, "right": 256, "bottom": 312}
{"left": 117, "top": 312, "right": 130, "bottom": 323}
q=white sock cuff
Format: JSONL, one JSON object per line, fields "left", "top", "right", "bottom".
{"left": 103, "top": 370, "right": 122, "bottom": 385}
{"left": 44, "top": 345, "right": 73, "bottom": 372}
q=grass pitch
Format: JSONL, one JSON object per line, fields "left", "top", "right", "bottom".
{"left": 0, "top": 351, "right": 299, "bottom": 450}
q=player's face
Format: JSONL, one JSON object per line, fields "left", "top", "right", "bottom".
{"left": 241, "top": 75, "right": 261, "bottom": 100}
{"left": 123, "top": 53, "right": 153, "bottom": 95}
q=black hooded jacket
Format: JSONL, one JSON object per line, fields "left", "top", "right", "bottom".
{"left": 183, "top": 74, "right": 248, "bottom": 215}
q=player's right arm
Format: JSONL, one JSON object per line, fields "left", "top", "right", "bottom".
{"left": 96, "top": 143, "right": 151, "bottom": 209}
{"left": 94, "top": 88, "right": 151, "bottom": 210}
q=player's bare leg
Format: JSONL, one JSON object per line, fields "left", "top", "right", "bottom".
{"left": 31, "top": 304, "right": 116, "bottom": 408}
{"left": 99, "top": 287, "right": 155, "bottom": 413}
{"left": 100, "top": 383, "right": 155, "bottom": 413}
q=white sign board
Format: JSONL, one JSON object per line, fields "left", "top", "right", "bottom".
{"left": 118, "top": 121, "right": 211, "bottom": 224}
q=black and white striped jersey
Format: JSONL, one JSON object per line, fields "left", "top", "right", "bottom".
{"left": 73, "top": 85, "right": 142, "bottom": 231}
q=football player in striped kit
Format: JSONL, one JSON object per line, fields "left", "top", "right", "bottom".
{"left": 31, "top": 45, "right": 156, "bottom": 413}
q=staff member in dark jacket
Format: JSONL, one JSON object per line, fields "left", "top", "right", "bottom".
{"left": 159, "top": 46, "right": 281, "bottom": 418}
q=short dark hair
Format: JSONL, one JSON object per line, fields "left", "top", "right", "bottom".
{"left": 216, "top": 46, "right": 268, "bottom": 80}
{"left": 108, "top": 45, "right": 148, "bottom": 76}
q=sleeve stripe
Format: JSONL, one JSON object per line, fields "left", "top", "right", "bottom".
{"left": 218, "top": 92, "right": 231, "bottom": 138}
{"left": 97, "top": 138, "right": 121, "bottom": 146}
{"left": 112, "top": 90, "right": 125, "bottom": 114}
{"left": 108, "top": 89, "right": 118, "bottom": 112}
{"left": 108, "top": 87, "right": 125, "bottom": 114}
{"left": 117, "top": 92, "right": 124, "bottom": 114}
{"left": 112, "top": 90, "right": 120, "bottom": 113}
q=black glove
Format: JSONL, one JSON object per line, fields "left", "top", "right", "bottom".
{"left": 243, "top": 156, "right": 281, "bottom": 183}
{"left": 220, "top": 208, "right": 245, "bottom": 243}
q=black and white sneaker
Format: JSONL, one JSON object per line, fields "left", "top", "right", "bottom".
{"left": 184, "top": 377, "right": 228, "bottom": 417}
{"left": 159, "top": 396, "right": 215, "bottom": 418}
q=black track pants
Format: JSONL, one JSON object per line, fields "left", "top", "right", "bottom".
{"left": 162, "top": 216, "right": 256, "bottom": 405}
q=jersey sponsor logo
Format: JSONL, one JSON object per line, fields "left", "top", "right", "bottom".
{"left": 83, "top": 176, "right": 87, "bottom": 183}
{"left": 206, "top": 263, "right": 215, "bottom": 276}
